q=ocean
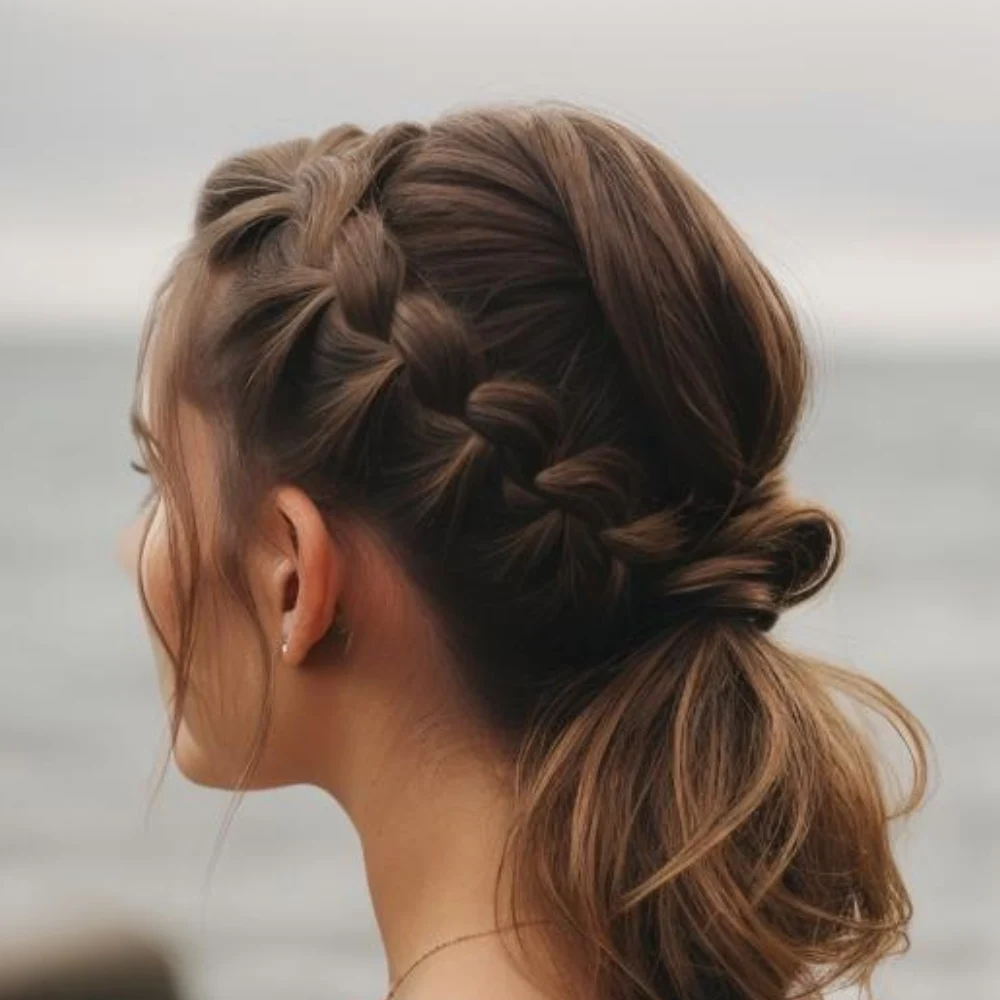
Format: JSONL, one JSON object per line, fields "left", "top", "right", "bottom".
{"left": 0, "top": 340, "right": 996, "bottom": 1000}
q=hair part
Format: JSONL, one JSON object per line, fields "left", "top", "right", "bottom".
{"left": 131, "top": 101, "right": 927, "bottom": 1000}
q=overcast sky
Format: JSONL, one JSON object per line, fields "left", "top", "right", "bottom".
{"left": 1, "top": 0, "right": 997, "bottom": 350}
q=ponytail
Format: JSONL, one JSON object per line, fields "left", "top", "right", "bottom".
{"left": 502, "top": 619, "right": 926, "bottom": 1000}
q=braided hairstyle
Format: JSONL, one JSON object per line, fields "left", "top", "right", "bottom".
{"left": 133, "top": 103, "right": 926, "bottom": 1000}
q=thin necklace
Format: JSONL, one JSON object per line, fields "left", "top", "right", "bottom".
{"left": 382, "top": 920, "right": 550, "bottom": 1000}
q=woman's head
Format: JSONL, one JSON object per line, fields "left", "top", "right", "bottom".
{"left": 120, "top": 102, "right": 926, "bottom": 1000}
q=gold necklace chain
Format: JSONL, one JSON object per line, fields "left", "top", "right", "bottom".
{"left": 381, "top": 920, "right": 551, "bottom": 1000}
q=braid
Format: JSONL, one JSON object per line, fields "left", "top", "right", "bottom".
{"left": 191, "top": 113, "right": 839, "bottom": 648}
{"left": 326, "top": 206, "right": 628, "bottom": 607}
{"left": 313, "top": 197, "right": 659, "bottom": 617}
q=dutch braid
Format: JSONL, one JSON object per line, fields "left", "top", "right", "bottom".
{"left": 320, "top": 201, "right": 637, "bottom": 616}
{"left": 195, "top": 120, "right": 835, "bottom": 636}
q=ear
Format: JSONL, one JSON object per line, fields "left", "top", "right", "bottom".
{"left": 265, "top": 486, "right": 342, "bottom": 666}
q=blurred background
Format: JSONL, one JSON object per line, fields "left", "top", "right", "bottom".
{"left": 0, "top": 1, "right": 996, "bottom": 998}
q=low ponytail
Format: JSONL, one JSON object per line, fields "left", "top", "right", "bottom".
{"left": 503, "top": 616, "right": 927, "bottom": 1000}
{"left": 486, "top": 106, "right": 928, "bottom": 1000}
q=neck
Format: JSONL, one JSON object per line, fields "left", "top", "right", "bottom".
{"left": 351, "top": 736, "right": 521, "bottom": 988}
{"left": 307, "top": 562, "right": 558, "bottom": 996}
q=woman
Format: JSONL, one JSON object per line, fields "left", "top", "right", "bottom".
{"left": 118, "top": 102, "right": 927, "bottom": 1000}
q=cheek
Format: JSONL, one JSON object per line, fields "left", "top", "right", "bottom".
{"left": 138, "top": 503, "right": 270, "bottom": 787}
{"left": 123, "top": 496, "right": 277, "bottom": 789}
{"left": 138, "top": 501, "right": 183, "bottom": 708}
{"left": 116, "top": 511, "right": 144, "bottom": 583}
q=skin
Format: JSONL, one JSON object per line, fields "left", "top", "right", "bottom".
{"left": 116, "top": 399, "right": 558, "bottom": 1000}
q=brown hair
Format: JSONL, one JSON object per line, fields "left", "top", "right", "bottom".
{"left": 130, "top": 102, "right": 927, "bottom": 1000}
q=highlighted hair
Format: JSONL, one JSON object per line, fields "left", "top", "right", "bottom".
{"left": 131, "top": 103, "right": 926, "bottom": 1000}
